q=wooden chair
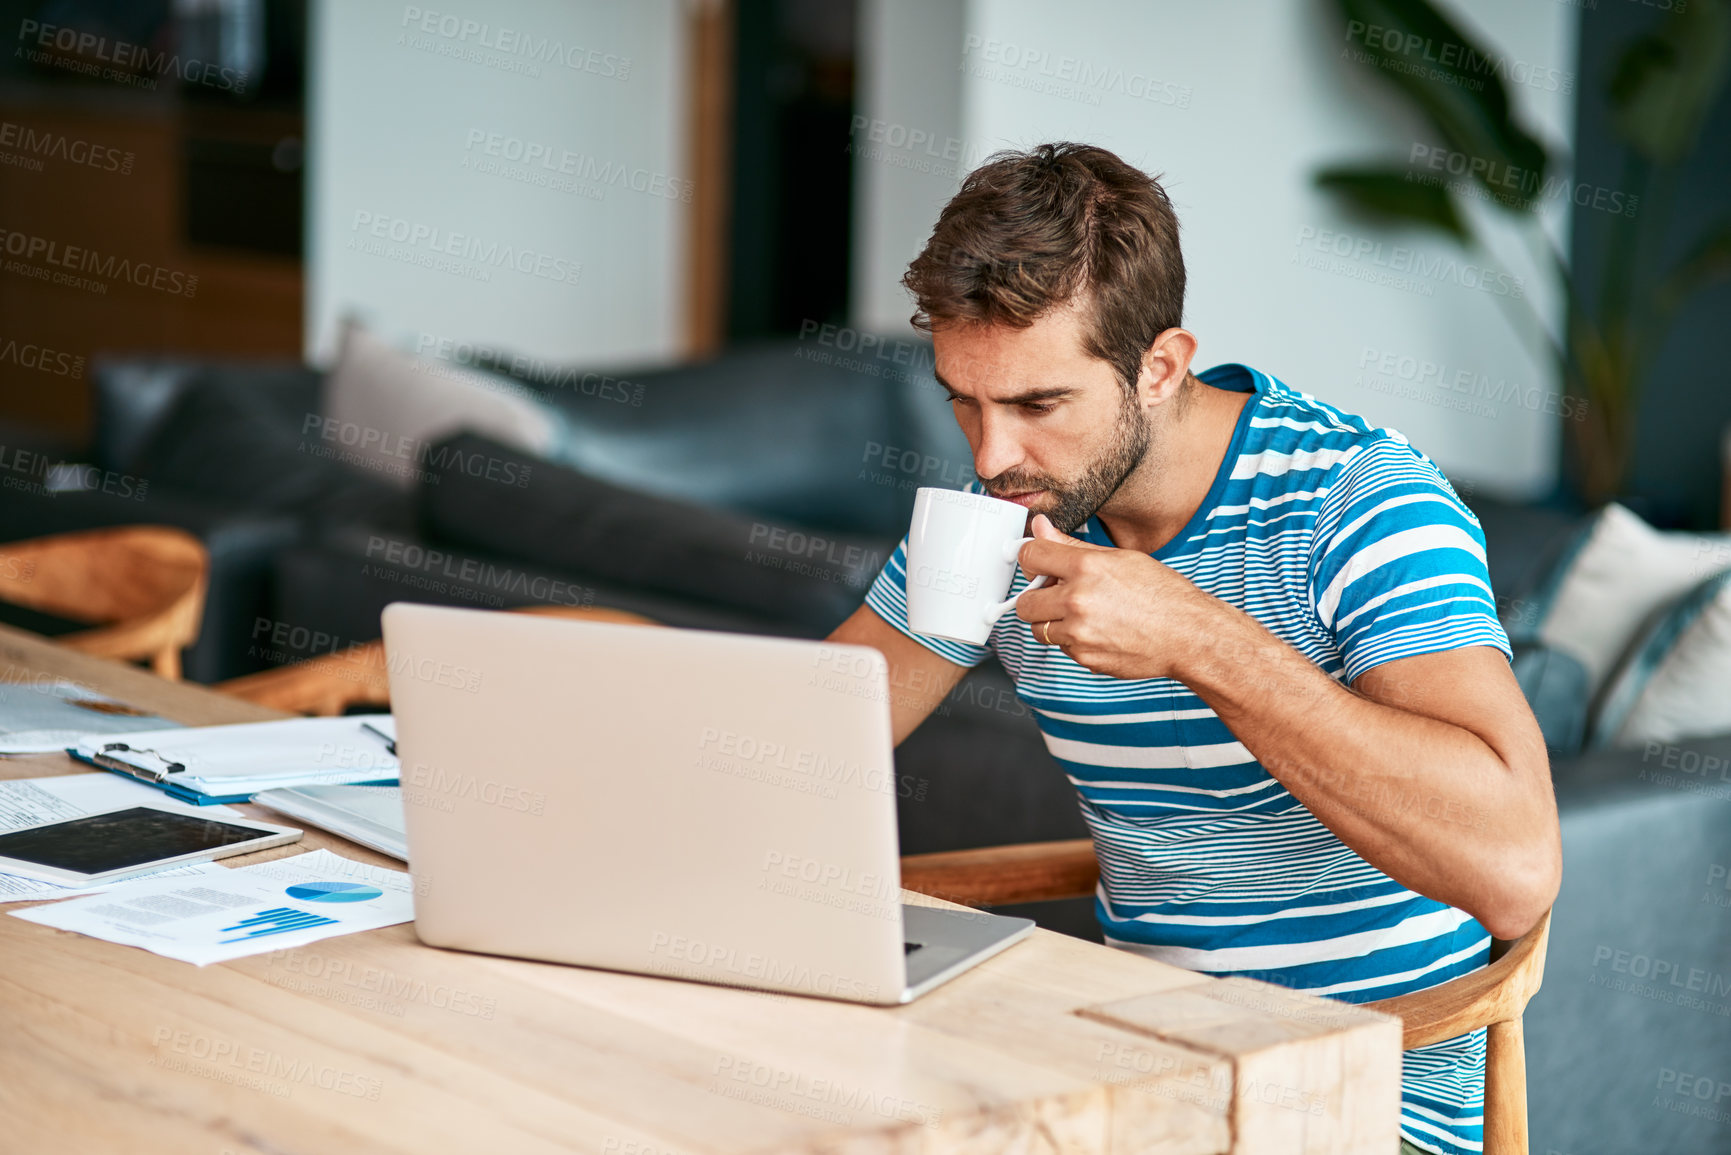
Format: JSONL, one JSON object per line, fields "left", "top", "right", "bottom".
{"left": 0, "top": 526, "right": 208, "bottom": 681}
{"left": 900, "top": 839, "right": 1552, "bottom": 1155}
{"left": 214, "top": 604, "right": 664, "bottom": 715}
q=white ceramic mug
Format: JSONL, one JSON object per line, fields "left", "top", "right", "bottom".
{"left": 905, "top": 487, "right": 1050, "bottom": 645}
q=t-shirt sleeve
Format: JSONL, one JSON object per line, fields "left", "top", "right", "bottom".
{"left": 1308, "top": 437, "right": 1510, "bottom": 683}
{"left": 862, "top": 535, "right": 991, "bottom": 669}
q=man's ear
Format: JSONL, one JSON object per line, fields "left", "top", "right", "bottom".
{"left": 1135, "top": 327, "right": 1199, "bottom": 410}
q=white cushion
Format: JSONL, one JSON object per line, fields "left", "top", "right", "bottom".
{"left": 317, "top": 321, "right": 560, "bottom": 491}
{"left": 1603, "top": 573, "right": 1731, "bottom": 747}
{"left": 1536, "top": 503, "right": 1731, "bottom": 696}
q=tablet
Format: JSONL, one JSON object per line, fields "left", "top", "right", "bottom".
{"left": 0, "top": 806, "right": 303, "bottom": 886}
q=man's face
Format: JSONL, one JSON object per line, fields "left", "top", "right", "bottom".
{"left": 933, "top": 305, "right": 1152, "bottom": 533}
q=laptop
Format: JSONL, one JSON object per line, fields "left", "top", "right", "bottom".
{"left": 380, "top": 603, "right": 1034, "bottom": 1005}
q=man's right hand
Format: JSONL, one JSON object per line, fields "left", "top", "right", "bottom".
{"left": 825, "top": 605, "right": 971, "bottom": 746}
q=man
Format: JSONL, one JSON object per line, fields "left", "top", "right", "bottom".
{"left": 827, "top": 142, "right": 1561, "bottom": 1155}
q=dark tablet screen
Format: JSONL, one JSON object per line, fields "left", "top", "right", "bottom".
{"left": 0, "top": 807, "right": 273, "bottom": 875}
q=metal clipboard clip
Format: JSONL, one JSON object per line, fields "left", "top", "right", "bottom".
{"left": 91, "top": 742, "right": 186, "bottom": 783}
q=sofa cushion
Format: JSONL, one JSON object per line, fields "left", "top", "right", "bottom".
{"left": 1591, "top": 570, "right": 1731, "bottom": 748}
{"left": 419, "top": 432, "right": 895, "bottom": 634}
{"left": 477, "top": 338, "right": 974, "bottom": 538}
{"left": 1523, "top": 503, "right": 1731, "bottom": 699}
{"left": 318, "top": 321, "right": 561, "bottom": 492}
{"left": 1510, "top": 644, "right": 1591, "bottom": 753}
{"left": 1459, "top": 494, "right": 1582, "bottom": 623}
{"left": 91, "top": 359, "right": 322, "bottom": 475}
{"left": 272, "top": 528, "right": 807, "bottom": 654}
{"left": 129, "top": 373, "right": 413, "bottom": 531}
{"left": 90, "top": 361, "right": 204, "bottom": 474}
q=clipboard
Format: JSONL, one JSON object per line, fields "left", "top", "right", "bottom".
{"left": 68, "top": 717, "right": 402, "bottom": 804}
{"left": 67, "top": 747, "right": 398, "bottom": 805}
{"left": 68, "top": 746, "right": 253, "bottom": 805}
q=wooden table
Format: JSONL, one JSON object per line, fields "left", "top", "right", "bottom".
{"left": 0, "top": 623, "right": 1402, "bottom": 1154}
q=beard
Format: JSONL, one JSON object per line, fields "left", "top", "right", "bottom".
{"left": 982, "top": 392, "right": 1152, "bottom": 533}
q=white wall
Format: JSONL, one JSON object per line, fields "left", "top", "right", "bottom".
{"left": 307, "top": 0, "right": 689, "bottom": 369}
{"left": 853, "top": 0, "right": 1578, "bottom": 499}
{"left": 850, "top": 0, "right": 968, "bottom": 333}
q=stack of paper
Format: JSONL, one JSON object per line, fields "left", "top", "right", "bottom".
{"left": 252, "top": 785, "right": 408, "bottom": 862}
{"left": 0, "top": 679, "right": 180, "bottom": 754}
{"left": 11, "top": 848, "right": 415, "bottom": 965}
{"left": 72, "top": 716, "right": 400, "bottom": 804}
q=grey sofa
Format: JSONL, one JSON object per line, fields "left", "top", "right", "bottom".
{"left": 1527, "top": 733, "right": 1731, "bottom": 1154}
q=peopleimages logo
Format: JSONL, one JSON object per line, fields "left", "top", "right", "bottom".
{"left": 860, "top": 441, "right": 976, "bottom": 489}
{"left": 1294, "top": 226, "right": 1524, "bottom": 299}
{"left": 413, "top": 333, "right": 644, "bottom": 406}
{"left": 0, "top": 121, "right": 133, "bottom": 175}
{"left": 1342, "top": 19, "right": 1573, "bottom": 94}
{"left": 0, "top": 336, "right": 82, "bottom": 379}
{"left": 646, "top": 932, "right": 880, "bottom": 1001}
{"left": 0, "top": 444, "right": 147, "bottom": 501}
{"left": 959, "top": 35, "right": 1193, "bottom": 109}
{"left": 265, "top": 949, "right": 498, "bottom": 1020}
{"left": 1408, "top": 144, "right": 1638, "bottom": 218}
{"left": 405, "top": 762, "right": 545, "bottom": 814}
{"left": 399, "top": 7, "right": 630, "bottom": 80}
{"left": 148, "top": 1027, "right": 379, "bottom": 1099}
{"left": 844, "top": 117, "right": 994, "bottom": 180}
{"left": 461, "top": 130, "right": 691, "bottom": 202}
{"left": 1357, "top": 346, "right": 1586, "bottom": 422}
{"left": 0, "top": 227, "right": 197, "bottom": 297}
{"left": 361, "top": 536, "right": 594, "bottom": 614}
{"left": 300, "top": 414, "right": 535, "bottom": 488}
{"left": 710, "top": 1055, "right": 942, "bottom": 1129}
{"left": 16, "top": 19, "right": 249, "bottom": 92}
{"left": 347, "top": 211, "right": 581, "bottom": 286}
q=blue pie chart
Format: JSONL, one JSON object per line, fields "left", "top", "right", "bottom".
{"left": 285, "top": 881, "right": 383, "bottom": 903}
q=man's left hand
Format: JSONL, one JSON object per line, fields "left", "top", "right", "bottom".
{"left": 1013, "top": 514, "right": 1213, "bottom": 680}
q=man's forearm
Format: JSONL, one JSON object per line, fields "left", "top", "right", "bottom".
{"left": 1170, "top": 595, "right": 1557, "bottom": 938}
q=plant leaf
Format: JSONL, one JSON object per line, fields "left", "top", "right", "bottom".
{"left": 1609, "top": 0, "right": 1731, "bottom": 164}
{"left": 1657, "top": 217, "right": 1731, "bottom": 311}
{"left": 1315, "top": 164, "right": 1471, "bottom": 242}
{"left": 1335, "top": 0, "right": 1551, "bottom": 210}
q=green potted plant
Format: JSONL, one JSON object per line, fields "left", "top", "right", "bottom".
{"left": 1317, "top": 0, "right": 1731, "bottom": 504}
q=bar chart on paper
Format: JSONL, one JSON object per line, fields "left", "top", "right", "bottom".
{"left": 218, "top": 907, "right": 339, "bottom": 942}
{"left": 12, "top": 848, "right": 416, "bottom": 964}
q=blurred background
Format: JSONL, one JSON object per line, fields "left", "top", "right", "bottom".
{"left": 0, "top": 3, "right": 1728, "bottom": 1152}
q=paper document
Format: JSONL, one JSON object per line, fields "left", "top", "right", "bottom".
{"left": 0, "top": 858, "right": 226, "bottom": 902}
{"left": 74, "top": 716, "right": 399, "bottom": 799}
{"left": 11, "top": 848, "right": 415, "bottom": 964}
{"left": 0, "top": 678, "right": 179, "bottom": 754}
{"left": 0, "top": 774, "right": 247, "bottom": 902}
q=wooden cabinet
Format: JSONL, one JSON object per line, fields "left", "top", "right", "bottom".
{"left": 0, "top": 84, "right": 301, "bottom": 436}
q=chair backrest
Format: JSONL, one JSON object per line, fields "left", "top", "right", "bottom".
{"left": 1394, "top": 909, "right": 1551, "bottom": 1155}
{"left": 215, "top": 604, "right": 662, "bottom": 715}
{"left": 898, "top": 838, "right": 1098, "bottom": 907}
{"left": 1367, "top": 910, "right": 1550, "bottom": 1050}
{"left": 0, "top": 527, "right": 208, "bottom": 679}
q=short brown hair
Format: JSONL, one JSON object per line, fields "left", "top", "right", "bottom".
{"left": 903, "top": 142, "right": 1186, "bottom": 392}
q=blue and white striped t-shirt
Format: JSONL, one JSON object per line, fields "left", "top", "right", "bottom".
{"left": 865, "top": 363, "right": 1510, "bottom": 1155}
